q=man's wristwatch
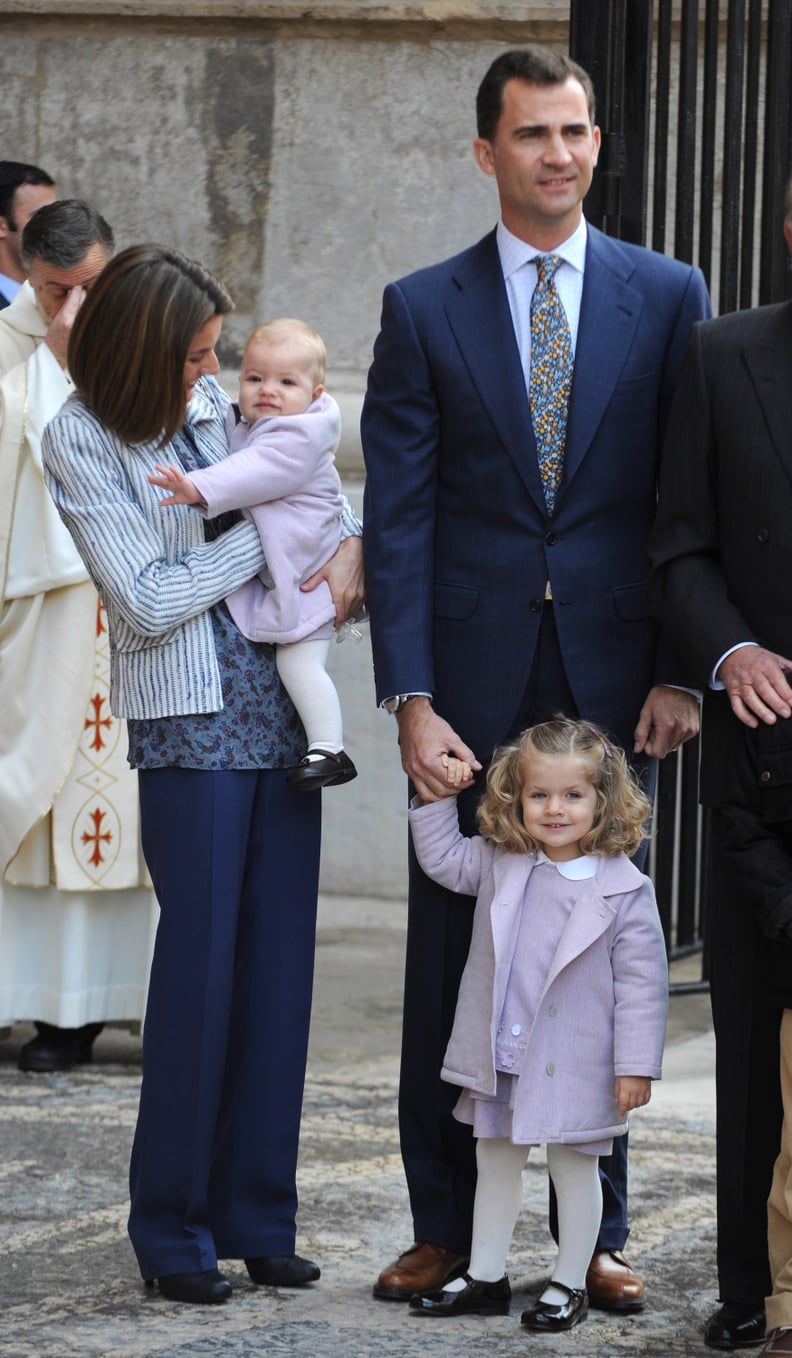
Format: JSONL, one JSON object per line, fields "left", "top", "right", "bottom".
{"left": 382, "top": 693, "right": 424, "bottom": 714}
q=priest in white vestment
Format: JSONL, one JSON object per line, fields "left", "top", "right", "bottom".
{"left": 0, "top": 200, "right": 157, "bottom": 1071}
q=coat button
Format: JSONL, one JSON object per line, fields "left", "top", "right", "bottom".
{"left": 546, "top": 1062, "right": 555, "bottom": 1076}
{"left": 760, "top": 770, "right": 772, "bottom": 783}
{"left": 545, "top": 531, "right": 557, "bottom": 546}
{"left": 529, "top": 599, "right": 543, "bottom": 613}
{"left": 757, "top": 528, "right": 769, "bottom": 542}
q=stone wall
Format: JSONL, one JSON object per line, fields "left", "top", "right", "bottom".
{"left": 0, "top": 1, "right": 569, "bottom": 895}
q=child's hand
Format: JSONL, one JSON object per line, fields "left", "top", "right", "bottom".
{"left": 440, "top": 753, "right": 475, "bottom": 788}
{"left": 147, "top": 463, "right": 202, "bottom": 507}
{"left": 615, "top": 1075, "right": 652, "bottom": 1118}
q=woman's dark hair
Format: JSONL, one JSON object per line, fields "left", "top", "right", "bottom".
{"left": 67, "top": 244, "right": 234, "bottom": 446}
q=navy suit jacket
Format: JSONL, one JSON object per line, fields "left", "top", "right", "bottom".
{"left": 362, "top": 224, "right": 710, "bottom": 760}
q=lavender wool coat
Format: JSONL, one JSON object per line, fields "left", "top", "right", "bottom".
{"left": 188, "top": 392, "right": 344, "bottom": 644}
{"left": 409, "top": 797, "right": 668, "bottom": 1146}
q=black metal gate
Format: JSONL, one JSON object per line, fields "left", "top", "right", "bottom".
{"left": 570, "top": 0, "right": 792, "bottom": 309}
{"left": 569, "top": 0, "right": 792, "bottom": 983}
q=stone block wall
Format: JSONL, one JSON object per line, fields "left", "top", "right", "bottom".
{"left": 0, "top": 1, "right": 568, "bottom": 895}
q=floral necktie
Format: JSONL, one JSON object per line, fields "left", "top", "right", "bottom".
{"left": 529, "top": 255, "right": 573, "bottom": 514}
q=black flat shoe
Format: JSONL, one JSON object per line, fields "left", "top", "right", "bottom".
{"left": 408, "top": 1272, "right": 511, "bottom": 1316}
{"left": 521, "top": 1281, "right": 588, "bottom": 1332}
{"left": 286, "top": 749, "right": 357, "bottom": 791}
{"left": 245, "top": 1254, "right": 321, "bottom": 1287}
{"left": 18, "top": 1021, "right": 103, "bottom": 1073}
{"left": 152, "top": 1269, "right": 232, "bottom": 1304}
{"left": 704, "top": 1302, "right": 767, "bottom": 1350}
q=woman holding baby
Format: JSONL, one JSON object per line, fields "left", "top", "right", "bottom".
{"left": 42, "top": 244, "right": 364, "bottom": 1305}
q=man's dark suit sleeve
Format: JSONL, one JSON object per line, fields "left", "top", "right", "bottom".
{"left": 656, "top": 267, "right": 712, "bottom": 451}
{"left": 649, "top": 320, "right": 756, "bottom": 686}
{"left": 362, "top": 280, "right": 440, "bottom": 706}
{"left": 650, "top": 267, "right": 712, "bottom": 689}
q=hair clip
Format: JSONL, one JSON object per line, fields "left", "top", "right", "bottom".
{"left": 591, "top": 728, "right": 612, "bottom": 756}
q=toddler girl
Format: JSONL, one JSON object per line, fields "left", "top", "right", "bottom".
{"left": 407, "top": 716, "right": 668, "bottom": 1333}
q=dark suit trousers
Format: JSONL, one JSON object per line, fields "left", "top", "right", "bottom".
{"left": 400, "top": 604, "right": 636, "bottom": 1253}
{"left": 128, "top": 767, "right": 321, "bottom": 1278}
{"left": 708, "top": 809, "right": 782, "bottom": 1306}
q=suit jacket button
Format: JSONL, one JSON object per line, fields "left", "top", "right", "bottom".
{"left": 757, "top": 528, "right": 769, "bottom": 542}
{"left": 545, "top": 531, "right": 557, "bottom": 546}
{"left": 529, "top": 599, "right": 542, "bottom": 613}
{"left": 761, "top": 770, "right": 772, "bottom": 783}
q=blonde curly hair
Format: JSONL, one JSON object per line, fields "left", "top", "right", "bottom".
{"left": 476, "top": 715, "right": 652, "bottom": 857}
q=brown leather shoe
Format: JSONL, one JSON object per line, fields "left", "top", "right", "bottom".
{"left": 762, "top": 1332, "right": 792, "bottom": 1356}
{"left": 585, "top": 1249, "right": 646, "bottom": 1312}
{"left": 373, "top": 1242, "right": 469, "bottom": 1301}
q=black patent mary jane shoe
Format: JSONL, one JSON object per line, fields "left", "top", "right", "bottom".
{"left": 521, "top": 1280, "right": 589, "bottom": 1332}
{"left": 245, "top": 1254, "right": 321, "bottom": 1286}
{"left": 149, "top": 1268, "right": 232, "bottom": 1304}
{"left": 409, "top": 1272, "right": 511, "bottom": 1317}
{"left": 286, "top": 749, "right": 358, "bottom": 791}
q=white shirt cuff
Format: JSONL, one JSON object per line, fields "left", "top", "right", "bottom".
{"left": 711, "top": 641, "right": 758, "bottom": 690}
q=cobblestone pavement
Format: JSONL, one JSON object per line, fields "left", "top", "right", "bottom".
{"left": 0, "top": 896, "right": 719, "bottom": 1358}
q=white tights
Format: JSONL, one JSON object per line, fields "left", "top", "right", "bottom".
{"left": 444, "top": 1138, "right": 602, "bottom": 1303}
{"left": 275, "top": 637, "right": 343, "bottom": 752}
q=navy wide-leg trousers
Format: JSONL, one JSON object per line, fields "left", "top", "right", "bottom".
{"left": 128, "top": 767, "right": 321, "bottom": 1279}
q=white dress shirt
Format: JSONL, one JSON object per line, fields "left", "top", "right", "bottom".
{"left": 496, "top": 217, "right": 587, "bottom": 394}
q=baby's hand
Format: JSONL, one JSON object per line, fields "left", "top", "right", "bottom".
{"left": 615, "top": 1075, "right": 652, "bottom": 1118}
{"left": 147, "top": 463, "right": 202, "bottom": 507}
{"left": 440, "top": 753, "right": 475, "bottom": 788}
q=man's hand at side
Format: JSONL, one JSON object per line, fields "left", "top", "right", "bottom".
{"left": 633, "top": 685, "right": 699, "bottom": 758}
{"left": 717, "top": 646, "right": 792, "bottom": 728}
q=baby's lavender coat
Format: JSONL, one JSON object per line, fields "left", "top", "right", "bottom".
{"left": 188, "top": 392, "right": 343, "bottom": 644}
{"left": 409, "top": 797, "right": 668, "bottom": 1145}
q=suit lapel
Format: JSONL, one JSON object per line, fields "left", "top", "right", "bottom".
{"left": 442, "top": 228, "right": 648, "bottom": 513}
{"left": 444, "top": 232, "right": 547, "bottom": 512}
{"left": 560, "top": 228, "right": 643, "bottom": 501}
{"left": 743, "top": 304, "right": 792, "bottom": 488}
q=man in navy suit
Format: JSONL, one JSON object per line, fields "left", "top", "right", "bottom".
{"left": 362, "top": 46, "right": 709, "bottom": 1310}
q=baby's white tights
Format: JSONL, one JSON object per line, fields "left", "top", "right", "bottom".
{"left": 275, "top": 637, "right": 343, "bottom": 752}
